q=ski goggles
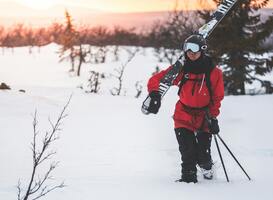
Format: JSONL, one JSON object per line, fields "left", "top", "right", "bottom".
{"left": 183, "top": 42, "right": 207, "bottom": 53}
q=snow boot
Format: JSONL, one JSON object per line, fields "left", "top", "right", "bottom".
{"left": 199, "top": 162, "right": 214, "bottom": 180}
{"left": 176, "top": 170, "right": 197, "bottom": 183}
{"left": 200, "top": 168, "right": 214, "bottom": 180}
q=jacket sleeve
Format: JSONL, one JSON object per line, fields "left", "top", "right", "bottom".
{"left": 209, "top": 67, "right": 225, "bottom": 117}
{"left": 147, "top": 66, "right": 182, "bottom": 93}
{"left": 148, "top": 66, "right": 169, "bottom": 93}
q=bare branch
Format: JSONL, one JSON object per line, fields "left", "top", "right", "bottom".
{"left": 37, "top": 151, "right": 57, "bottom": 165}
{"left": 29, "top": 162, "right": 59, "bottom": 195}
{"left": 17, "top": 95, "right": 72, "bottom": 200}
{"left": 31, "top": 182, "right": 66, "bottom": 200}
{"left": 17, "top": 180, "right": 22, "bottom": 200}
{"left": 135, "top": 81, "right": 143, "bottom": 98}
{"left": 111, "top": 48, "right": 138, "bottom": 96}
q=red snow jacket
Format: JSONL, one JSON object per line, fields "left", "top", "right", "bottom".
{"left": 147, "top": 64, "right": 224, "bottom": 132}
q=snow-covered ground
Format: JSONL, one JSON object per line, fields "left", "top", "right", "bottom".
{"left": 0, "top": 44, "right": 273, "bottom": 200}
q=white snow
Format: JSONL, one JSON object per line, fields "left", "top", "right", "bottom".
{"left": 0, "top": 44, "right": 273, "bottom": 200}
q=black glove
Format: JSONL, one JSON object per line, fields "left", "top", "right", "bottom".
{"left": 147, "top": 91, "right": 161, "bottom": 114}
{"left": 209, "top": 118, "right": 220, "bottom": 135}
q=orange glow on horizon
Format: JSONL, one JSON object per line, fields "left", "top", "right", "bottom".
{"left": 15, "top": 0, "right": 61, "bottom": 9}
{"left": 0, "top": 0, "right": 272, "bottom": 13}
{"left": 0, "top": 0, "right": 272, "bottom": 28}
{"left": 95, "top": 0, "right": 215, "bottom": 13}
{"left": 3, "top": 0, "right": 219, "bottom": 13}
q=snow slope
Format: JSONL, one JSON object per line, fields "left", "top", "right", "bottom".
{"left": 0, "top": 44, "right": 273, "bottom": 200}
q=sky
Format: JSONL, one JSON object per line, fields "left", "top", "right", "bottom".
{"left": 0, "top": 0, "right": 272, "bottom": 28}
{"left": 0, "top": 0, "right": 271, "bottom": 13}
{"left": 4, "top": 0, "right": 273, "bottom": 13}
{"left": 12, "top": 0, "right": 273, "bottom": 11}
{"left": 2, "top": 0, "right": 212, "bottom": 12}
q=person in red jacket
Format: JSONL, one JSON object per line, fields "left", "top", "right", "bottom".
{"left": 146, "top": 34, "right": 224, "bottom": 183}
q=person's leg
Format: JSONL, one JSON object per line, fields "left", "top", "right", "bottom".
{"left": 175, "top": 128, "right": 198, "bottom": 183}
{"left": 196, "top": 131, "right": 214, "bottom": 179}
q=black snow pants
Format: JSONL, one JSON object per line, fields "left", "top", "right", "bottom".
{"left": 174, "top": 127, "right": 212, "bottom": 175}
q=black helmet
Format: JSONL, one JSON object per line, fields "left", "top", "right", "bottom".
{"left": 183, "top": 34, "right": 207, "bottom": 53}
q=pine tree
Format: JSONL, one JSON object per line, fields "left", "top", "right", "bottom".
{"left": 200, "top": 0, "right": 273, "bottom": 95}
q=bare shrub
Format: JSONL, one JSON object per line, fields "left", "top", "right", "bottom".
{"left": 111, "top": 48, "right": 139, "bottom": 96}
{"left": 135, "top": 81, "right": 143, "bottom": 98}
{"left": 86, "top": 71, "right": 105, "bottom": 93}
{"left": 17, "top": 97, "right": 71, "bottom": 200}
